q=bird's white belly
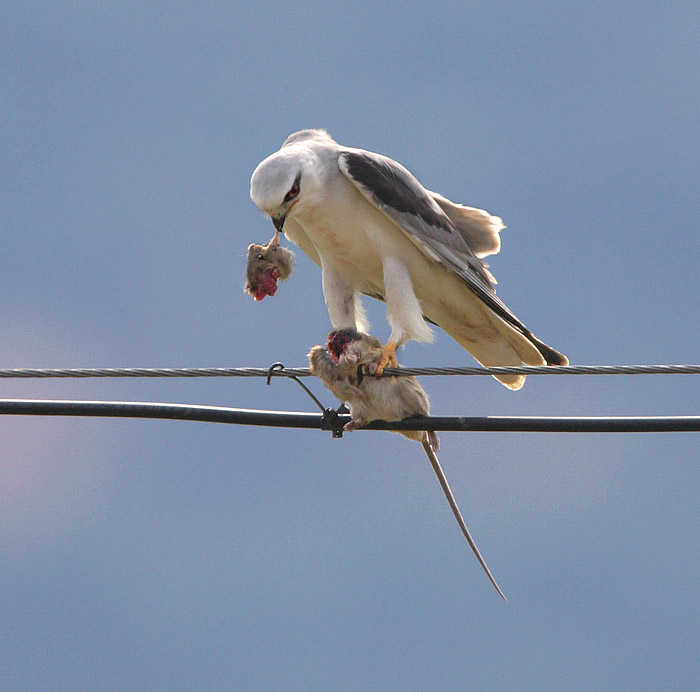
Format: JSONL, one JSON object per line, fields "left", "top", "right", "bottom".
{"left": 290, "top": 196, "right": 450, "bottom": 344}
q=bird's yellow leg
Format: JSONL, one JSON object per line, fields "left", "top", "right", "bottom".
{"left": 375, "top": 341, "right": 398, "bottom": 375}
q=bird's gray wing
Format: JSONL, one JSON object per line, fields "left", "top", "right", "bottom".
{"left": 337, "top": 149, "right": 533, "bottom": 337}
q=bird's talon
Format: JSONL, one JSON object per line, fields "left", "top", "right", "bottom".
{"left": 375, "top": 341, "right": 398, "bottom": 375}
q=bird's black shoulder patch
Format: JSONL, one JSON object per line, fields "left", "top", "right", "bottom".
{"left": 340, "top": 152, "right": 455, "bottom": 235}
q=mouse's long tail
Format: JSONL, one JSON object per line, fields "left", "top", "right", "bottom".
{"left": 421, "top": 438, "right": 507, "bottom": 601}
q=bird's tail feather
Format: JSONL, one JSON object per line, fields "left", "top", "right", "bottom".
{"left": 526, "top": 332, "right": 569, "bottom": 366}
{"left": 446, "top": 329, "right": 534, "bottom": 389}
{"left": 445, "top": 317, "right": 567, "bottom": 389}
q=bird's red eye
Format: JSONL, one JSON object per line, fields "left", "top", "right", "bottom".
{"left": 284, "top": 183, "right": 299, "bottom": 202}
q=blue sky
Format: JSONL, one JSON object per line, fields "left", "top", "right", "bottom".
{"left": 2, "top": 2, "right": 699, "bottom": 690}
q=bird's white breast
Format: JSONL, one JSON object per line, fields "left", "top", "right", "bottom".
{"left": 288, "top": 175, "right": 430, "bottom": 295}
{"left": 290, "top": 179, "right": 383, "bottom": 277}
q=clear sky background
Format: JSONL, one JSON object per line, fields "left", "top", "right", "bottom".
{"left": 2, "top": 2, "right": 699, "bottom": 690}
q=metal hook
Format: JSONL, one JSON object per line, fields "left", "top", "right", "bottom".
{"left": 266, "top": 362, "right": 285, "bottom": 386}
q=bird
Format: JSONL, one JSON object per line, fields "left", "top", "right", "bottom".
{"left": 309, "top": 328, "right": 506, "bottom": 600}
{"left": 251, "top": 129, "right": 567, "bottom": 389}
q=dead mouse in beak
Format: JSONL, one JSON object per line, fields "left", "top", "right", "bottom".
{"left": 244, "top": 231, "right": 294, "bottom": 301}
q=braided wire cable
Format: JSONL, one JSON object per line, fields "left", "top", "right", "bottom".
{"left": 0, "top": 364, "right": 700, "bottom": 379}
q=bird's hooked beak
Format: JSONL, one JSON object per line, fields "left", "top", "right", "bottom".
{"left": 271, "top": 197, "right": 298, "bottom": 233}
{"left": 272, "top": 214, "right": 286, "bottom": 233}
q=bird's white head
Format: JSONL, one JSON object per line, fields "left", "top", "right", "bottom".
{"left": 250, "top": 129, "right": 335, "bottom": 232}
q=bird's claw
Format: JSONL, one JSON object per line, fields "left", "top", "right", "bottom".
{"left": 375, "top": 341, "right": 398, "bottom": 375}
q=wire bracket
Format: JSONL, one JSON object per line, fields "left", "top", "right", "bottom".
{"left": 265, "top": 362, "right": 347, "bottom": 438}
{"left": 320, "top": 406, "right": 350, "bottom": 439}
